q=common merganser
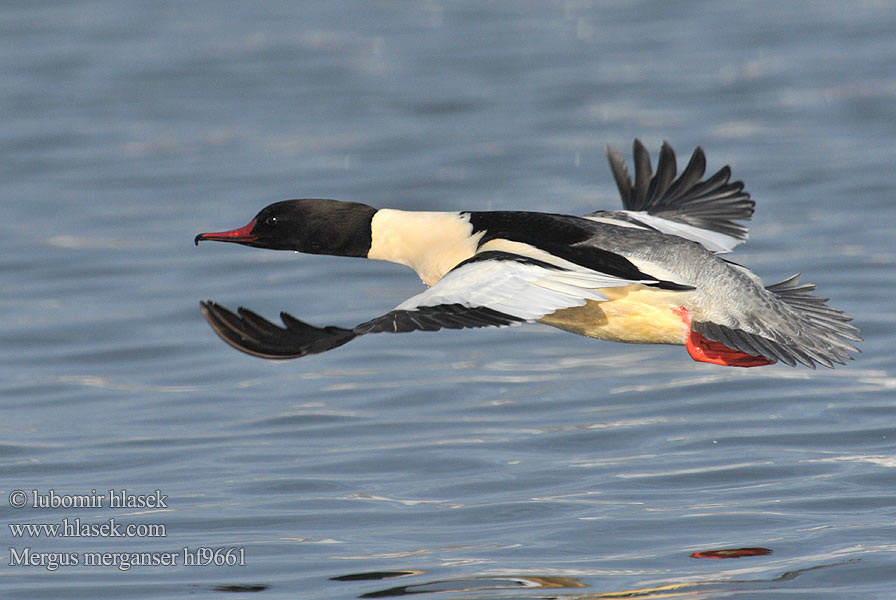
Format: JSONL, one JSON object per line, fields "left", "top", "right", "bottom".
{"left": 195, "top": 140, "right": 860, "bottom": 368}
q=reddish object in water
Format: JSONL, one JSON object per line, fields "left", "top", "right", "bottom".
{"left": 691, "top": 547, "right": 773, "bottom": 559}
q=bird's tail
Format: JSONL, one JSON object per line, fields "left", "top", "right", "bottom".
{"left": 693, "top": 275, "right": 861, "bottom": 368}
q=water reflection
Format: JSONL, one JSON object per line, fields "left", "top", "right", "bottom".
{"left": 333, "top": 556, "right": 863, "bottom": 599}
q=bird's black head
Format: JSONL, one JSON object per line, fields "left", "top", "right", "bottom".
{"left": 195, "top": 199, "right": 377, "bottom": 257}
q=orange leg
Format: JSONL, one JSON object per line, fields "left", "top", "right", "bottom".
{"left": 673, "top": 307, "right": 775, "bottom": 368}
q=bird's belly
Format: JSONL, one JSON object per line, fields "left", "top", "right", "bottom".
{"left": 538, "top": 285, "right": 690, "bottom": 345}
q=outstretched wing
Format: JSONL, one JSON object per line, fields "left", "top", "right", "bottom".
{"left": 587, "top": 140, "right": 755, "bottom": 253}
{"left": 199, "top": 301, "right": 357, "bottom": 359}
{"left": 199, "top": 250, "right": 649, "bottom": 359}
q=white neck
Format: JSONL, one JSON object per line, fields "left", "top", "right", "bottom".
{"left": 367, "top": 209, "right": 483, "bottom": 286}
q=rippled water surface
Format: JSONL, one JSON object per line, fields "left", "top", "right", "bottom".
{"left": 2, "top": 2, "right": 895, "bottom": 598}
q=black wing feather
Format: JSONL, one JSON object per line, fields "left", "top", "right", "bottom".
{"left": 199, "top": 301, "right": 522, "bottom": 359}
{"left": 632, "top": 139, "right": 653, "bottom": 210}
{"left": 605, "top": 139, "right": 755, "bottom": 242}
{"left": 356, "top": 304, "right": 523, "bottom": 334}
{"left": 606, "top": 145, "right": 632, "bottom": 207}
{"left": 199, "top": 301, "right": 356, "bottom": 359}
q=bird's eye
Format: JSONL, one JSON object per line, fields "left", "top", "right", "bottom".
{"left": 265, "top": 216, "right": 278, "bottom": 226}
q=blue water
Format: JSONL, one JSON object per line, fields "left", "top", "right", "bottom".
{"left": 2, "top": 1, "right": 895, "bottom": 598}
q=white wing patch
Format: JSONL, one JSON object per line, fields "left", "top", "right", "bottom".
{"left": 584, "top": 211, "right": 743, "bottom": 253}
{"left": 582, "top": 214, "right": 651, "bottom": 230}
{"left": 393, "top": 257, "right": 640, "bottom": 322}
{"left": 618, "top": 210, "right": 743, "bottom": 253}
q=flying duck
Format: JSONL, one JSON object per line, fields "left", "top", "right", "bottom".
{"left": 194, "top": 140, "right": 860, "bottom": 368}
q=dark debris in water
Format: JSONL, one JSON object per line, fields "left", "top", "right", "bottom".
{"left": 691, "top": 547, "right": 773, "bottom": 559}
{"left": 332, "top": 571, "right": 423, "bottom": 581}
{"left": 213, "top": 584, "right": 268, "bottom": 593}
